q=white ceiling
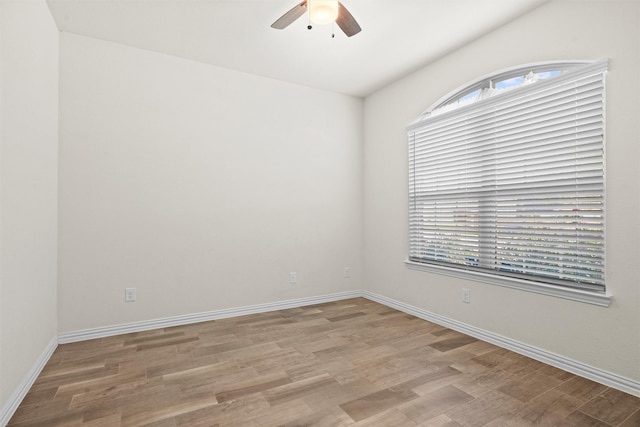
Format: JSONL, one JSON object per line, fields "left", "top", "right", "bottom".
{"left": 46, "top": 0, "right": 549, "bottom": 97}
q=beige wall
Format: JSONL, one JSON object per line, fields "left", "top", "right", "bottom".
{"left": 363, "top": 0, "right": 640, "bottom": 382}
{"left": 57, "top": 33, "right": 364, "bottom": 333}
{"left": 0, "top": 0, "right": 58, "bottom": 408}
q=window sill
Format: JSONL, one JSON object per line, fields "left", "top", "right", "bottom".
{"left": 404, "top": 260, "right": 612, "bottom": 307}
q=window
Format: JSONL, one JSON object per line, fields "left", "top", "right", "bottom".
{"left": 407, "top": 60, "right": 608, "bottom": 296}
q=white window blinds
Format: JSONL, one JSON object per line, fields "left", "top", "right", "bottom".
{"left": 407, "top": 60, "right": 607, "bottom": 292}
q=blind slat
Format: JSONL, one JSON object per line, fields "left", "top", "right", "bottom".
{"left": 408, "top": 61, "right": 606, "bottom": 290}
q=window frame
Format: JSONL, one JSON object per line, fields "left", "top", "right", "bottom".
{"left": 416, "top": 61, "right": 594, "bottom": 121}
{"left": 406, "top": 59, "right": 611, "bottom": 307}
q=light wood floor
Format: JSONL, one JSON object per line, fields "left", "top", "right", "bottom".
{"left": 8, "top": 298, "right": 640, "bottom": 426}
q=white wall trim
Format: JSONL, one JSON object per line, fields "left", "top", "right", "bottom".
{"left": 362, "top": 290, "right": 639, "bottom": 398}
{"left": 0, "top": 336, "right": 58, "bottom": 427}
{"left": 58, "top": 290, "right": 363, "bottom": 344}
{"left": 405, "top": 260, "right": 612, "bottom": 307}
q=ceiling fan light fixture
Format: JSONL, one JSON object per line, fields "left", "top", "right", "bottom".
{"left": 271, "top": 0, "right": 361, "bottom": 37}
{"left": 309, "top": 0, "right": 339, "bottom": 25}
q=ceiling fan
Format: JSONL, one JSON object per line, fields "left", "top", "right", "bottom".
{"left": 271, "top": 0, "right": 362, "bottom": 37}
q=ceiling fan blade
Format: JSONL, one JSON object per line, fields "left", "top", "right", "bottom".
{"left": 271, "top": 1, "right": 308, "bottom": 29}
{"left": 336, "top": 2, "right": 361, "bottom": 37}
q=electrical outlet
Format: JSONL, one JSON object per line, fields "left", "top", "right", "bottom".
{"left": 344, "top": 267, "right": 351, "bottom": 278}
{"left": 289, "top": 272, "right": 297, "bottom": 284}
{"left": 125, "top": 287, "right": 136, "bottom": 302}
{"left": 462, "top": 288, "right": 470, "bottom": 304}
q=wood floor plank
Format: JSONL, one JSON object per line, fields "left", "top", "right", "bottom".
{"left": 400, "top": 385, "right": 474, "bottom": 424}
{"left": 113, "top": 383, "right": 184, "bottom": 420}
{"left": 8, "top": 398, "right": 77, "bottom": 426}
{"left": 123, "top": 331, "right": 186, "bottom": 346}
{"left": 418, "top": 413, "right": 464, "bottom": 426}
{"left": 243, "top": 398, "right": 315, "bottom": 426}
{"left": 451, "top": 366, "right": 514, "bottom": 398}
{"left": 6, "top": 298, "right": 640, "bottom": 427}
{"left": 9, "top": 411, "right": 84, "bottom": 427}
{"left": 327, "top": 311, "right": 367, "bottom": 322}
{"left": 497, "top": 370, "right": 567, "bottom": 403}
{"left": 620, "top": 408, "right": 640, "bottom": 427}
{"left": 391, "top": 365, "right": 462, "bottom": 393}
{"left": 214, "top": 374, "right": 292, "bottom": 403}
{"left": 82, "top": 413, "right": 123, "bottom": 427}
{"left": 579, "top": 388, "right": 640, "bottom": 426}
{"left": 514, "top": 389, "right": 584, "bottom": 426}
{"left": 15, "top": 386, "right": 58, "bottom": 407}
{"left": 81, "top": 402, "right": 124, "bottom": 424}
{"left": 68, "top": 376, "right": 151, "bottom": 410}
{"left": 173, "top": 393, "right": 268, "bottom": 426}
{"left": 39, "top": 361, "right": 108, "bottom": 380}
{"left": 135, "top": 336, "right": 199, "bottom": 351}
{"left": 285, "top": 356, "right": 355, "bottom": 383}
{"left": 353, "top": 408, "right": 417, "bottom": 426}
{"left": 340, "top": 387, "right": 419, "bottom": 421}
{"left": 55, "top": 369, "right": 147, "bottom": 397}
{"left": 444, "top": 389, "right": 524, "bottom": 427}
{"left": 556, "top": 375, "right": 609, "bottom": 402}
{"left": 120, "top": 396, "right": 218, "bottom": 427}
{"left": 429, "top": 335, "right": 478, "bottom": 353}
{"left": 146, "top": 355, "right": 225, "bottom": 380}
{"left": 170, "top": 366, "right": 260, "bottom": 398}
{"left": 262, "top": 373, "right": 338, "bottom": 406}
{"left": 279, "top": 407, "right": 354, "bottom": 427}
{"left": 29, "top": 364, "right": 120, "bottom": 392}
{"left": 189, "top": 338, "right": 253, "bottom": 358}
{"left": 302, "top": 378, "right": 381, "bottom": 412}
{"left": 561, "top": 410, "right": 612, "bottom": 427}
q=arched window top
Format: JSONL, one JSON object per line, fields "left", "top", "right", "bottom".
{"left": 414, "top": 61, "right": 594, "bottom": 122}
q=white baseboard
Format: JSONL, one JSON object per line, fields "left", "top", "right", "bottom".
{"left": 0, "top": 336, "right": 58, "bottom": 427}
{"left": 362, "top": 290, "right": 640, "bottom": 398}
{"left": 58, "top": 290, "right": 363, "bottom": 344}
{"left": 4, "top": 288, "right": 638, "bottom": 427}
